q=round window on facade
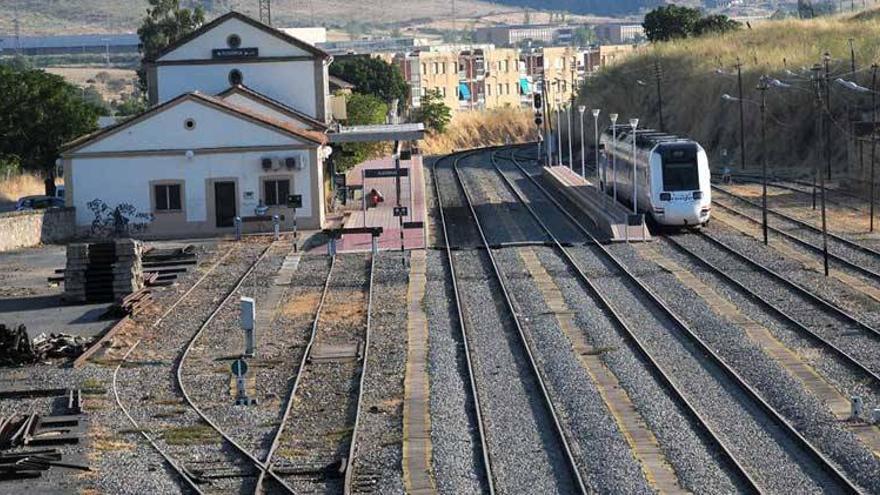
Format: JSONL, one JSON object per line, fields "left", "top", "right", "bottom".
{"left": 227, "top": 34, "right": 242, "bottom": 49}
{"left": 228, "top": 69, "right": 243, "bottom": 86}
{"left": 184, "top": 118, "right": 196, "bottom": 131}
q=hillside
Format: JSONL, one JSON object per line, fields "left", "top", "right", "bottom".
{"left": 0, "top": 0, "right": 513, "bottom": 36}
{"left": 579, "top": 10, "right": 880, "bottom": 185}
{"left": 494, "top": 0, "right": 663, "bottom": 16}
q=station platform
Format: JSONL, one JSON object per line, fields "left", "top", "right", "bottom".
{"left": 337, "top": 154, "right": 427, "bottom": 252}
{"left": 543, "top": 166, "right": 651, "bottom": 242}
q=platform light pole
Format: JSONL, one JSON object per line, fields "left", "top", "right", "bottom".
{"left": 567, "top": 103, "right": 574, "bottom": 170}
{"left": 578, "top": 105, "right": 586, "bottom": 177}
{"left": 610, "top": 113, "right": 619, "bottom": 203}
{"left": 630, "top": 118, "right": 639, "bottom": 214}
{"left": 592, "top": 108, "right": 601, "bottom": 188}
{"left": 555, "top": 97, "right": 563, "bottom": 167}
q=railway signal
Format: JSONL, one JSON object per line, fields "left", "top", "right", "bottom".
{"left": 232, "top": 358, "right": 257, "bottom": 406}
{"left": 240, "top": 297, "right": 256, "bottom": 357}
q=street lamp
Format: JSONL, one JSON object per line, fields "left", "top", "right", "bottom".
{"left": 592, "top": 108, "right": 601, "bottom": 188}
{"left": 578, "top": 105, "right": 586, "bottom": 177}
{"left": 630, "top": 118, "right": 639, "bottom": 214}
{"left": 567, "top": 103, "right": 574, "bottom": 170}
{"left": 555, "top": 98, "right": 563, "bottom": 167}
{"left": 610, "top": 113, "right": 619, "bottom": 202}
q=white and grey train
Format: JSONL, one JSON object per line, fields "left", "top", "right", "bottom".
{"left": 599, "top": 126, "right": 712, "bottom": 228}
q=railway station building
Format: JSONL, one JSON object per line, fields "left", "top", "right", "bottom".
{"left": 61, "top": 11, "right": 422, "bottom": 238}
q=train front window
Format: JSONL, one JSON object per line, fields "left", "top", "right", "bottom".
{"left": 662, "top": 156, "right": 700, "bottom": 191}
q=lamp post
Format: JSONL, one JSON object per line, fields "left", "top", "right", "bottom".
{"left": 567, "top": 103, "right": 574, "bottom": 170}
{"left": 555, "top": 98, "right": 563, "bottom": 167}
{"left": 592, "top": 108, "right": 601, "bottom": 188}
{"left": 630, "top": 118, "right": 639, "bottom": 214}
{"left": 578, "top": 105, "right": 586, "bottom": 177}
{"left": 610, "top": 113, "right": 619, "bottom": 202}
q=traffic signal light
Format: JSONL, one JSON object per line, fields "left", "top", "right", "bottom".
{"left": 535, "top": 112, "right": 543, "bottom": 126}
{"left": 533, "top": 93, "right": 543, "bottom": 110}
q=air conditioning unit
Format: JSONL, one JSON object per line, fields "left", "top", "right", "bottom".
{"left": 261, "top": 157, "right": 273, "bottom": 171}
{"left": 285, "top": 157, "right": 303, "bottom": 170}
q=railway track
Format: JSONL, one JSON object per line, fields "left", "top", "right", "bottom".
{"left": 498, "top": 149, "right": 864, "bottom": 493}
{"left": 712, "top": 185, "right": 880, "bottom": 272}
{"left": 255, "top": 252, "right": 375, "bottom": 494}
{"left": 663, "top": 230, "right": 880, "bottom": 385}
{"left": 113, "top": 240, "right": 296, "bottom": 494}
{"left": 433, "top": 150, "right": 587, "bottom": 494}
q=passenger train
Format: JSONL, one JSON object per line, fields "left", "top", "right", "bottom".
{"left": 599, "top": 126, "right": 712, "bottom": 228}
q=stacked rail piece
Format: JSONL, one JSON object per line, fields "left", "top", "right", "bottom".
{"left": 64, "top": 240, "right": 143, "bottom": 303}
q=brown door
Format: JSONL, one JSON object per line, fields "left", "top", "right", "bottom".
{"left": 214, "top": 181, "right": 237, "bottom": 228}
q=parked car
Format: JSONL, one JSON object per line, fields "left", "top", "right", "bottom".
{"left": 15, "top": 195, "right": 65, "bottom": 211}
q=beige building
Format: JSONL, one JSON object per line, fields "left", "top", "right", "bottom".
{"left": 522, "top": 46, "right": 583, "bottom": 106}
{"left": 484, "top": 48, "right": 525, "bottom": 109}
{"left": 584, "top": 44, "right": 640, "bottom": 74}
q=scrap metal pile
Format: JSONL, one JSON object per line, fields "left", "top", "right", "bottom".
{"left": 0, "top": 325, "right": 91, "bottom": 366}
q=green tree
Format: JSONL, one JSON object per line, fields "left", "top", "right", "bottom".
{"left": 329, "top": 56, "right": 409, "bottom": 110}
{"left": 114, "top": 96, "right": 149, "bottom": 117}
{"left": 333, "top": 93, "right": 389, "bottom": 172}
{"left": 642, "top": 5, "right": 702, "bottom": 42}
{"left": 573, "top": 26, "right": 596, "bottom": 47}
{"left": 137, "top": 0, "right": 205, "bottom": 92}
{"left": 692, "top": 14, "right": 741, "bottom": 37}
{"left": 411, "top": 89, "right": 451, "bottom": 134}
{"left": 0, "top": 65, "right": 100, "bottom": 174}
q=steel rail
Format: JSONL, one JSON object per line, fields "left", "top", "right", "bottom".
{"left": 431, "top": 149, "right": 496, "bottom": 495}
{"left": 504, "top": 150, "right": 864, "bottom": 494}
{"left": 710, "top": 200, "right": 880, "bottom": 284}
{"left": 451, "top": 150, "right": 589, "bottom": 494}
{"left": 493, "top": 150, "right": 763, "bottom": 493}
{"left": 693, "top": 230, "right": 880, "bottom": 342}
{"left": 343, "top": 252, "right": 377, "bottom": 494}
{"left": 713, "top": 184, "right": 880, "bottom": 259}
{"left": 111, "top": 247, "right": 236, "bottom": 494}
{"left": 663, "top": 234, "right": 880, "bottom": 386}
{"left": 254, "top": 254, "right": 338, "bottom": 493}
{"left": 174, "top": 241, "right": 298, "bottom": 494}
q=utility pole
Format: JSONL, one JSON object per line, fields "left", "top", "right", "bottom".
{"left": 735, "top": 58, "right": 746, "bottom": 170}
{"left": 758, "top": 77, "right": 770, "bottom": 245}
{"left": 871, "top": 63, "right": 877, "bottom": 232}
{"left": 849, "top": 38, "right": 856, "bottom": 74}
{"left": 811, "top": 63, "right": 822, "bottom": 210}
{"left": 259, "top": 0, "right": 272, "bottom": 26}
{"left": 824, "top": 52, "right": 832, "bottom": 180}
{"left": 654, "top": 59, "right": 665, "bottom": 131}
{"left": 820, "top": 57, "right": 831, "bottom": 276}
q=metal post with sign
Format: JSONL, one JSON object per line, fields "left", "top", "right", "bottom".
{"left": 234, "top": 216, "right": 242, "bottom": 241}
{"left": 273, "top": 215, "right": 280, "bottom": 241}
{"left": 232, "top": 358, "right": 257, "bottom": 406}
{"left": 287, "top": 194, "right": 302, "bottom": 252}
{"left": 240, "top": 296, "right": 256, "bottom": 357}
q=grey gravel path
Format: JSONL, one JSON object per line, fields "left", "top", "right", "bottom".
{"left": 424, "top": 249, "right": 484, "bottom": 495}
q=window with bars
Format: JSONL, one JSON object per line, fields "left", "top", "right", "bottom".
{"left": 154, "top": 184, "right": 182, "bottom": 211}
{"left": 264, "top": 179, "right": 290, "bottom": 206}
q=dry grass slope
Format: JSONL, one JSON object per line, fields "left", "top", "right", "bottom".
{"left": 581, "top": 10, "right": 880, "bottom": 182}
{"left": 422, "top": 108, "right": 539, "bottom": 156}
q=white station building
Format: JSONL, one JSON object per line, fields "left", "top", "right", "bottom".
{"left": 61, "top": 12, "right": 422, "bottom": 237}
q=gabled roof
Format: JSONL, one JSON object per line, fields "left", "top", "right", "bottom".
{"left": 216, "top": 84, "right": 328, "bottom": 130}
{"left": 329, "top": 75, "right": 356, "bottom": 91}
{"left": 148, "top": 11, "right": 329, "bottom": 63}
{"left": 62, "top": 91, "right": 327, "bottom": 154}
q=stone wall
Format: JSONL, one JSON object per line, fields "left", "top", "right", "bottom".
{"left": 0, "top": 208, "right": 76, "bottom": 252}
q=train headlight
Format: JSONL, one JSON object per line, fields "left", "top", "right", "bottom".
{"left": 693, "top": 191, "right": 704, "bottom": 200}
{"left": 660, "top": 192, "right": 672, "bottom": 201}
